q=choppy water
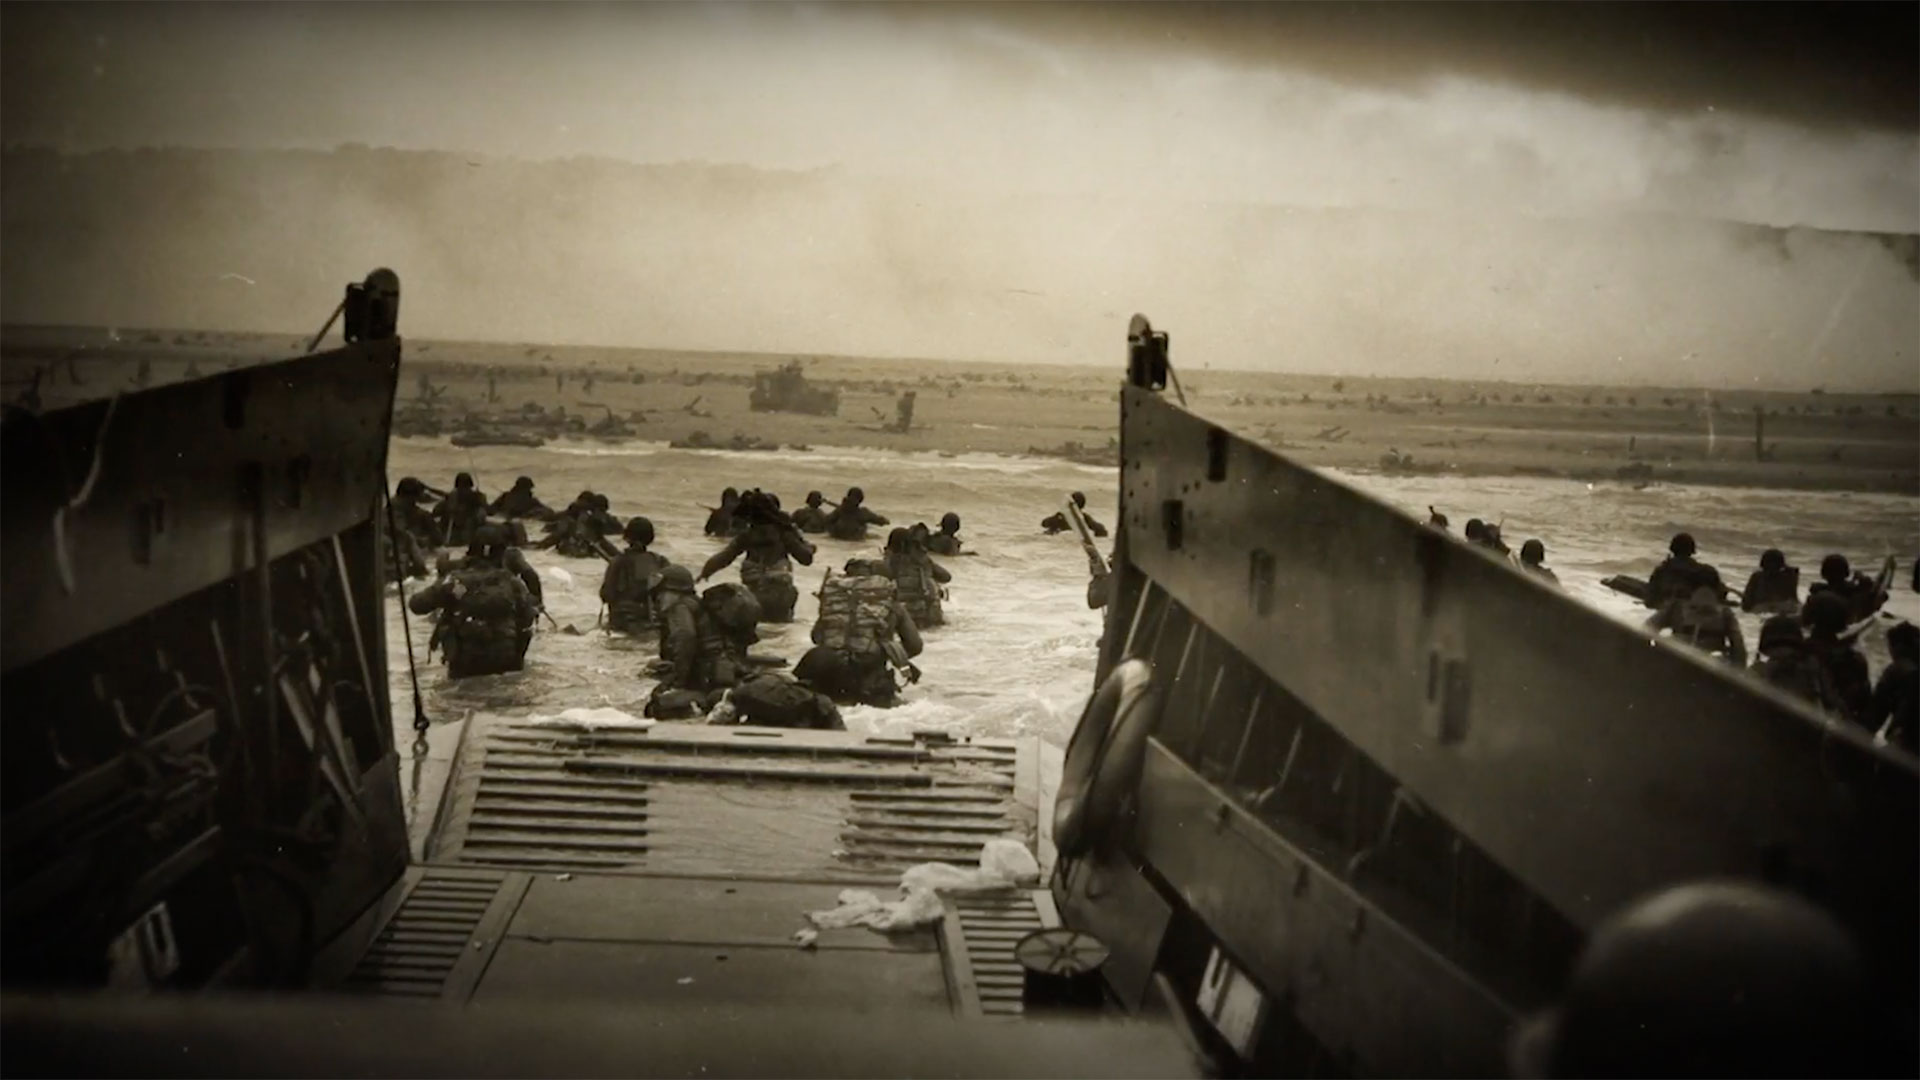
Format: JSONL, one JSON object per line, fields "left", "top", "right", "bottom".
{"left": 382, "top": 439, "right": 1919, "bottom": 755}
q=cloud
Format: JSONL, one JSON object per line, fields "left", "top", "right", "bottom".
{"left": 2, "top": 5, "right": 1914, "bottom": 389}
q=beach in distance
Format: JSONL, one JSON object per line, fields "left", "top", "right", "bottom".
{"left": 3, "top": 323, "right": 1916, "bottom": 496}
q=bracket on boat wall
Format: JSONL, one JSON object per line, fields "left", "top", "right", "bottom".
{"left": 1128, "top": 314, "right": 1169, "bottom": 391}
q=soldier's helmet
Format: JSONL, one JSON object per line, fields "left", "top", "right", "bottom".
{"left": 1508, "top": 881, "right": 1867, "bottom": 1078}
{"left": 651, "top": 565, "right": 696, "bottom": 594}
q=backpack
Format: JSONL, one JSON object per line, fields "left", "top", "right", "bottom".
{"left": 701, "top": 582, "right": 763, "bottom": 637}
{"left": 815, "top": 573, "right": 896, "bottom": 655}
{"left": 453, "top": 567, "right": 521, "bottom": 620}
{"left": 731, "top": 672, "right": 840, "bottom": 730}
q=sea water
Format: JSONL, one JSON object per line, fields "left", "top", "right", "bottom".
{"left": 383, "top": 438, "right": 1920, "bottom": 755}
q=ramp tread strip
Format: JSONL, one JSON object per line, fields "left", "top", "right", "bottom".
{"left": 443, "top": 744, "right": 656, "bottom": 869}
{"left": 348, "top": 871, "right": 506, "bottom": 997}
{"left": 455, "top": 853, "right": 641, "bottom": 869}
{"left": 488, "top": 732, "right": 934, "bottom": 762}
{"left": 851, "top": 789, "right": 1002, "bottom": 801}
{"left": 465, "top": 803, "right": 651, "bottom": 819}
{"left": 467, "top": 817, "right": 652, "bottom": 835}
{"left": 944, "top": 890, "right": 1055, "bottom": 1020}
{"left": 564, "top": 758, "right": 936, "bottom": 786}
{"left": 461, "top": 835, "right": 649, "bottom": 852}
{"left": 846, "top": 817, "right": 1016, "bottom": 835}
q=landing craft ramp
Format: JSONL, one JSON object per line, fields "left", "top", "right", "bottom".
{"left": 337, "top": 714, "right": 1064, "bottom": 1023}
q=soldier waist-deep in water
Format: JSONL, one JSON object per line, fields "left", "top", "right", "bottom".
{"left": 599, "top": 516, "right": 670, "bottom": 635}
{"left": 698, "top": 490, "right": 815, "bottom": 622}
{"left": 394, "top": 458, "right": 1916, "bottom": 757}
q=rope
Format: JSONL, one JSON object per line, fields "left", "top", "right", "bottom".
{"left": 52, "top": 393, "right": 121, "bottom": 594}
{"left": 385, "top": 485, "right": 433, "bottom": 737}
{"left": 1163, "top": 360, "right": 1189, "bottom": 409}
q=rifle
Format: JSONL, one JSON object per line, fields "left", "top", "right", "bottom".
{"left": 1064, "top": 498, "right": 1110, "bottom": 582}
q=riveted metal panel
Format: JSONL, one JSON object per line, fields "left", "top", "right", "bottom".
{"left": 1114, "top": 382, "right": 1916, "bottom": 988}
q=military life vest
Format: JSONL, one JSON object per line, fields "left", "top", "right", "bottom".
{"left": 741, "top": 552, "right": 794, "bottom": 589}
{"left": 815, "top": 573, "right": 897, "bottom": 657}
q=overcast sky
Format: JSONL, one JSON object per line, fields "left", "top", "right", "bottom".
{"left": 4, "top": 3, "right": 1917, "bottom": 386}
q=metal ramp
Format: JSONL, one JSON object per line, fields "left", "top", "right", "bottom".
{"left": 428, "top": 719, "right": 1035, "bottom": 881}
{"left": 941, "top": 889, "right": 1060, "bottom": 1018}
{"left": 341, "top": 867, "right": 526, "bottom": 1000}
{"left": 358, "top": 718, "right": 1058, "bottom": 1019}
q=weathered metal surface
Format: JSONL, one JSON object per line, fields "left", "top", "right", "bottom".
{"left": 1057, "top": 336, "right": 1918, "bottom": 1071}
{"left": 1115, "top": 381, "right": 1917, "bottom": 945}
{"left": 433, "top": 718, "right": 1032, "bottom": 880}
{"left": 1, "top": 336, "right": 403, "bottom": 673}
{"left": 342, "top": 867, "right": 524, "bottom": 1001}
{"left": 938, "top": 890, "right": 1056, "bottom": 1019}
{"left": 1054, "top": 844, "right": 1174, "bottom": 1014}
{"left": 1133, "top": 741, "right": 1514, "bottom": 1076}
{"left": 473, "top": 939, "right": 950, "bottom": 1010}
{"left": 2, "top": 995, "right": 1204, "bottom": 1078}
{"left": 506, "top": 875, "right": 936, "bottom": 953}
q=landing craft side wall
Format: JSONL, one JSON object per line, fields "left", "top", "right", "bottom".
{"left": 1113, "top": 384, "right": 1916, "bottom": 935}
{"left": 1068, "top": 375, "right": 1917, "bottom": 1072}
{"left": 1, "top": 298, "right": 409, "bottom": 991}
{"left": 2, "top": 340, "right": 404, "bottom": 672}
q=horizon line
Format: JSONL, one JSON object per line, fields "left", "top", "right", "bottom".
{"left": 4, "top": 321, "right": 1915, "bottom": 398}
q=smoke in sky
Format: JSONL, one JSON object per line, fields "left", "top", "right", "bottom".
{"left": 3, "top": 3, "right": 1915, "bottom": 388}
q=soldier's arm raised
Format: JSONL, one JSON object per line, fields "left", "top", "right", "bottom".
{"left": 699, "top": 538, "right": 746, "bottom": 581}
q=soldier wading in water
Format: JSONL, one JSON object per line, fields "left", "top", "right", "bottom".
{"left": 698, "top": 490, "right": 815, "bottom": 622}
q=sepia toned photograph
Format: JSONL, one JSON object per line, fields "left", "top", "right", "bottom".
{"left": 1, "top": 3, "right": 1914, "bottom": 1076}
